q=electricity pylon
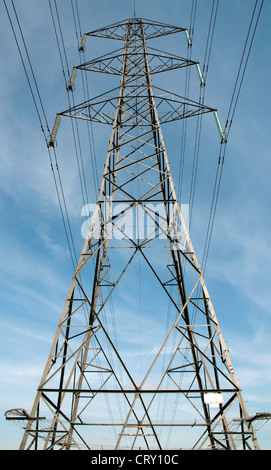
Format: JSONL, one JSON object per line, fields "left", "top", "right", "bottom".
{"left": 9, "top": 18, "right": 260, "bottom": 450}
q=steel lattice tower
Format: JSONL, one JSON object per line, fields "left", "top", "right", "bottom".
{"left": 10, "top": 18, "right": 260, "bottom": 451}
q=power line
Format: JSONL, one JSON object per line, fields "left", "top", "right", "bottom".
{"left": 188, "top": 0, "right": 220, "bottom": 230}
{"left": 68, "top": 0, "right": 100, "bottom": 200}
{"left": 201, "top": 0, "right": 264, "bottom": 273}
{"left": 177, "top": 0, "right": 197, "bottom": 203}
{"left": 224, "top": 0, "right": 264, "bottom": 138}
{"left": 70, "top": 0, "right": 83, "bottom": 43}
{"left": 4, "top": 0, "right": 78, "bottom": 270}
{"left": 48, "top": 0, "right": 92, "bottom": 210}
{"left": 4, "top": 0, "right": 48, "bottom": 136}
{"left": 202, "top": 0, "right": 220, "bottom": 82}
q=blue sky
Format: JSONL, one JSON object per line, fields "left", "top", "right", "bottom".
{"left": 0, "top": 0, "right": 271, "bottom": 450}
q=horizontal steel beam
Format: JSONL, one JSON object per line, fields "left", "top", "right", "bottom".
{"left": 40, "top": 388, "right": 239, "bottom": 394}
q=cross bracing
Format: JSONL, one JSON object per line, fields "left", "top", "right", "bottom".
{"left": 13, "top": 17, "right": 260, "bottom": 451}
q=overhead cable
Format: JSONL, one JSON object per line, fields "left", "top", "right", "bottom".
{"left": 201, "top": 0, "right": 264, "bottom": 273}
{"left": 4, "top": 0, "right": 78, "bottom": 270}
{"left": 188, "top": 0, "right": 220, "bottom": 231}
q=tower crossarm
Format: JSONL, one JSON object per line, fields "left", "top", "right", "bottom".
{"left": 71, "top": 49, "right": 199, "bottom": 78}
{"left": 78, "top": 18, "right": 187, "bottom": 50}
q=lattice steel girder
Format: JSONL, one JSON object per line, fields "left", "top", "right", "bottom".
{"left": 57, "top": 87, "right": 216, "bottom": 126}
{"left": 18, "top": 17, "right": 260, "bottom": 451}
{"left": 78, "top": 17, "right": 188, "bottom": 48}
{"left": 72, "top": 48, "right": 199, "bottom": 78}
